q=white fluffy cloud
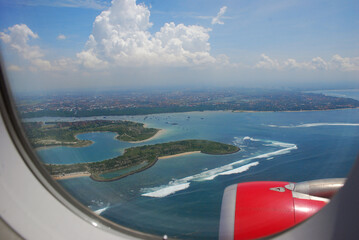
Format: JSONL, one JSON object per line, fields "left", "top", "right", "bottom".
{"left": 77, "top": 48, "right": 108, "bottom": 69}
{"left": 212, "top": 6, "right": 228, "bottom": 25}
{"left": 0, "top": 24, "right": 71, "bottom": 71}
{"left": 0, "top": 24, "right": 43, "bottom": 60}
{"left": 1, "top": 1, "right": 358, "bottom": 76}
{"left": 77, "top": 0, "right": 217, "bottom": 68}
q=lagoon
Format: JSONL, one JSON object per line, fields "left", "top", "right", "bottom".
{"left": 30, "top": 107, "right": 359, "bottom": 239}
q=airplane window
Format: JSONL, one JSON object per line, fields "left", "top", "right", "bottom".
{"left": 0, "top": 0, "right": 358, "bottom": 239}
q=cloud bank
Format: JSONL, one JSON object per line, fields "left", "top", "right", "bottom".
{"left": 0, "top": 0, "right": 358, "bottom": 83}
{"left": 1, "top": 21, "right": 358, "bottom": 73}
{"left": 255, "top": 54, "right": 359, "bottom": 72}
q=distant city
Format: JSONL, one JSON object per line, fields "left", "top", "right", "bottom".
{"left": 16, "top": 89, "right": 359, "bottom": 118}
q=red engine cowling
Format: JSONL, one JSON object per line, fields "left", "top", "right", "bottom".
{"left": 219, "top": 179, "right": 345, "bottom": 240}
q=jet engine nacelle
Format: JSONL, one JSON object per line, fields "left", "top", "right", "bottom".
{"left": 219, "top": 179, "right": 345, "bottom": 240}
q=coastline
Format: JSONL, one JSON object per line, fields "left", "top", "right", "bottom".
{"left": 158, "top": 151, "right": 201, "bottom": 160}
{"left": 232, "top": 107, "right": 359, "bottom": 113}
{"left": 35, "top": 127, "right": 162, "bottom": 150}
{"left": 52, "top": 140, "right": 240, "bottom": 182}
{"left": 128, "top": 129, "right": 166, "bottom": 143}
{"left": 88, "top": 151, "right": 201, "bottom": 182}
{"left": 52, "top": 172, "right": 91, "bottom": 180}
{"left": 25, "top": 107, "right": 359, "bottom": 125}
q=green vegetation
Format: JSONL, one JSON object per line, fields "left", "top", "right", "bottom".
{"left": 45, "top": 140, "right": 240, "bottom": 181}
{"left": 22, "top": 120, "right": 159, "bottom": 148}
{"left": 23, "top": 120, "right": 239, "bottom": 181}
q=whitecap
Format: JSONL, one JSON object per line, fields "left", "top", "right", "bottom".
{"left": 142, "top": 183, "right": 190, "bottom": 198}
{"left": 141, "top": 138, "right": 297, "bottom": 198}
{"left": 233, "top": 136, "right": 260, "bottom": 146}
{"left": 268, "top": 123, "right": 359, "bottom": 128}
{"left": 205, "top": 162, "right": 259, "bottom": 180}
{"left": 243, "top": 136, "right": 260, "bottom": 141}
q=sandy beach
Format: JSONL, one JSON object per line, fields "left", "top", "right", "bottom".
{"left": 129, "top": 129, "right": 166, "bottom": 143}
{"left": 52, "top": 172, "right": 91, "bottom": 180}
{"left": 158, "top": 151, "right": 201, "bottom": 160}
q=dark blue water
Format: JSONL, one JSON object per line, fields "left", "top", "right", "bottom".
{"left": 31, "top": 107, "right": 359, "bottom": 239}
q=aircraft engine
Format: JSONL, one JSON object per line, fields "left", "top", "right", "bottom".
{"left": 219, "top": 179, "right": 345, "bottom": 240}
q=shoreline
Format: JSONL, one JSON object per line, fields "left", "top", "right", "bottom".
{"left": 26, "top": 107, "right": 359, "bottom": 123}
{"left": 86, "top": 151, "right": 204, "bottom": 182}
{"left": 90, "top": 159, "right": 158, "bottom": 182}
{"left": 35, "top": 131, "right": 113, "bottom": 150}
{"left": 158, "top": 151, "right": 201, "bottom": 160}
{"left": 128, "top": 129, "right": 166, "bottom": 143}
{"left": 35, "top": 127, "right": 164, "bottom": 150}
{"left": 51, "top": 148, "right": 237, "bottom": 182}
{"left": 52, "top": 172, "right": 91, "bottom": 180}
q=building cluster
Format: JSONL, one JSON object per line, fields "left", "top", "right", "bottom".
{"left": 16, "top": 90, "right": 359, "bottom": 115}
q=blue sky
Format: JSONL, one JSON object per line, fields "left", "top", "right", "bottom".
{"left": 0, "top": 0, "right": 358, "bottom": 92}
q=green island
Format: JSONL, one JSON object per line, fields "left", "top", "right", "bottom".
{"left": 23, "top": 120, "right": 239, "bottom": 181}
{"left": 45, "top": 140, "right": 240, "bottom": 182}
{"left": 22, "top": 120, "right": 159, "bottom": 148}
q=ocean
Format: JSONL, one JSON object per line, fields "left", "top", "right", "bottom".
{"left": 29, "top": 91, "right": 359, "bottom": 239}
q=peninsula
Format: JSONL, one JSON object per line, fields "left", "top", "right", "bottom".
{"left": 23, "top": 120, "right": 159, "bottom": 148}
{"left": 45, "top": 140, "right": 240, "bottom": 182}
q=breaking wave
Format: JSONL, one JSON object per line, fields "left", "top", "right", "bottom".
{"left": 203, "top": 162, "right": 259, "bottom": 180}
{"left": 268, "top": 123, "right": 359, "bottom": 128}
{"left": 142, "top": 183, "right": 190, "bottom": 198}
{"left": 243, "top": 136, "right": 260, "bottom": 141}
{"left": 141, "top": 137, "right": 297, "bottom": 198}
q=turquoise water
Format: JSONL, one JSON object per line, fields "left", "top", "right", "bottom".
{"left": 28, "top": 94, "right": 359, "bottom": 239}
{"left": 37, "top": 132, "right": 125, "bottom": 164}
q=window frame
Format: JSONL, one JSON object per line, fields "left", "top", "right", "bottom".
{"left": 0, "top": 58, "right": 158, "bottom": 240}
